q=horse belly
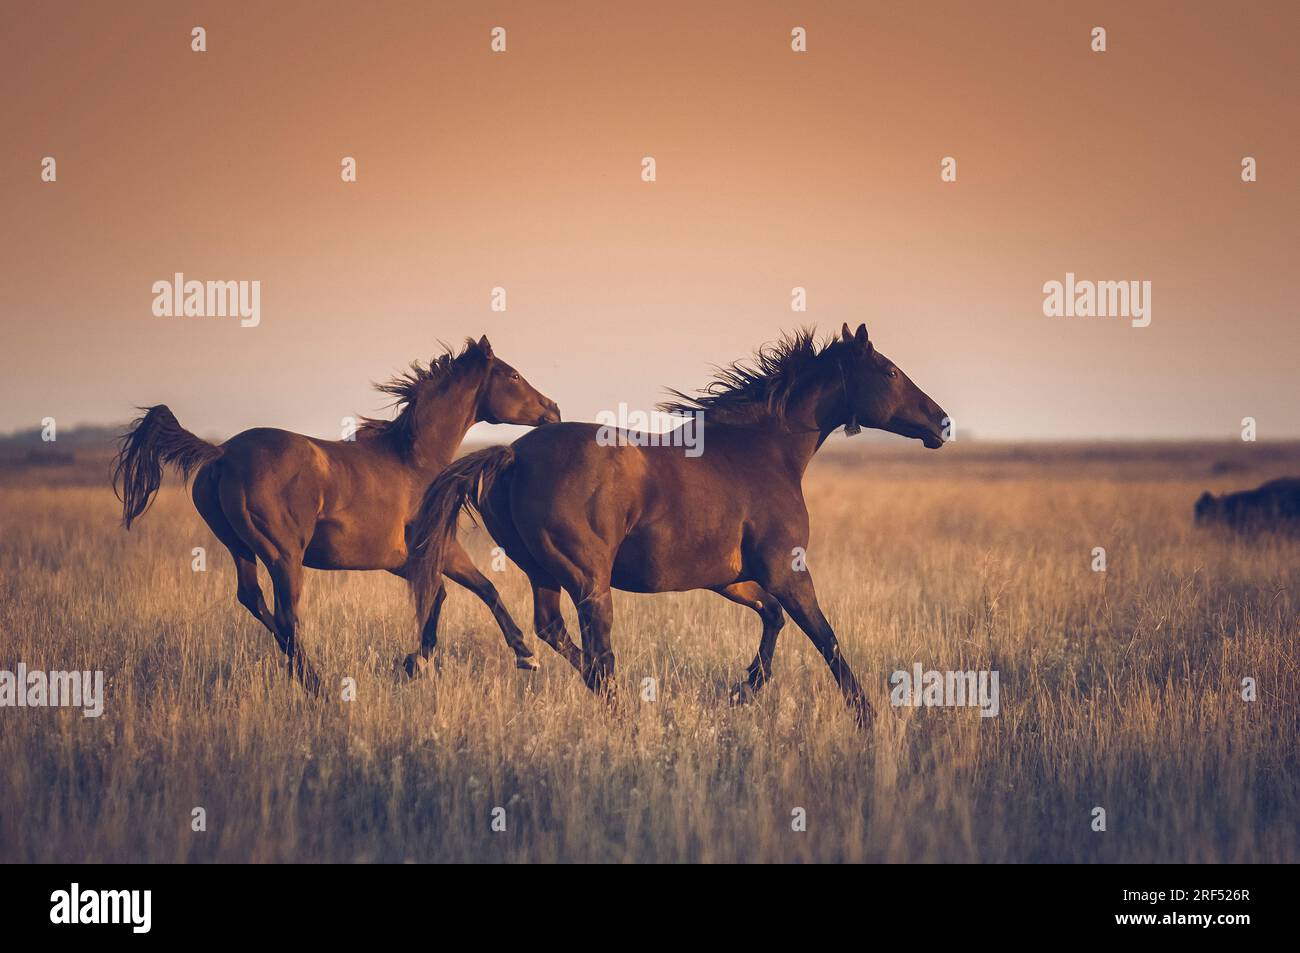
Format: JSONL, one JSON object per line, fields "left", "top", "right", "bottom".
{"left": 610, "top": 530, "right": 744, "bottom": 593}
{"left": 303, "top": 518, "right": 406, "bottom": 571}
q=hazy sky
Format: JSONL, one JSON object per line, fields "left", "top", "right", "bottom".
{"left": 2, "top": 1, "right": 1297, "bottom": 441}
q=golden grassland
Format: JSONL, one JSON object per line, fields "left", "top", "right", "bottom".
{"left": 1, "top": 442, "right": 1297, "bottom": 862}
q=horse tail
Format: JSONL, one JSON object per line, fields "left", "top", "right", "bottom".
{"left": 408, "top": 445, "right": 517, "bottom": 629}
{"left": 112, "top": 405, "right": 223, "bottom": 528}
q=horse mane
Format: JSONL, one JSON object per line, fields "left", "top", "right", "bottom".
{"left": 358, "top": 338, "right": 489, "bottom": 446}
{"left": 658, "top": 328, "right": 844, "bottom": 426}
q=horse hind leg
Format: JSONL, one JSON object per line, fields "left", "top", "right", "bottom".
{"left": 265, "top": 556, "right": 323, "bottom": 695}
{"left": 214, "top": 476, "right": 323, "bottom": 696}
{"left": 715, "top": 581, "right": 785, "bottom": 705}
{"left": 192, "top": 466, "right": 276, "bottom": 635}
{"left": 530, "top": 576, "right": 583, "bottom": 673}
{"left": 233, "top": 550, "right": 277, "bottom": 635}
{"left": 558, "top": 576, "right": 615, "bottom": 698}
{"left": 512, "top": 522, "right": 618, "bottom": 703}
{"left": 574, "top": 589, "right": 615, "bottom": 698}
{"left": 472, "top": 508, "right": 582, "bottom": 672}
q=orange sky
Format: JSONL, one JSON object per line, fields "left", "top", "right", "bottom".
{"left": 2, "top": 1, "right": 1297, "bottom": 440}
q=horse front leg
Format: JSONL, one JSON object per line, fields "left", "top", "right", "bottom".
{"left": 402, "top": 582, "right": 446, "bottom": 678}
{"left": 442, "top": 541, "right": 539, "bottom": 671}
{"left": 761, "top": 565, "right": 871, "bottom": 727}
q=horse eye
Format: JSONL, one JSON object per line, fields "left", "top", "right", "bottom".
{"left": 511, "top": 372, "right": 520, "bottom": 381}
{"left": 887, "top": 368, "right": 897, "bottom": 379}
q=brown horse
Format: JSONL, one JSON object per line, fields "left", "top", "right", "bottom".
{"left": 409, "top": 324, "right": 947, "bottom": 724}
{"left": 113, "top": 336, "right": 560, "bottom": 692}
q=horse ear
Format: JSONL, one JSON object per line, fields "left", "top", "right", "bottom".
{"left": 841, "top": 323, "right": 853, "bottom": 342}
{"left": 477, "top": 335, "right": 494, "bottom": 357}
{"left": 853, "top": 323, "right": 872, "bottom": 354}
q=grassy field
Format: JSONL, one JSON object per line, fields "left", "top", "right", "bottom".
{"left": 1, "top": 441, "right": 1297, "bottom": 863}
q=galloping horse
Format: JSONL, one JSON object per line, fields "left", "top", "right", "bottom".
{"left": 408, "top": 324, "right": 947, "bottom": 724}
{"left": 113, "top": 336, "right": 560, "bottom": 692}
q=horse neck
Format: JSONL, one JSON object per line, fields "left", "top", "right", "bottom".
{"left": 404, "top": 370, "right": 484, "bottom": 471}
{"left": 762, "top": 365, "right": 848, "bottom": 475}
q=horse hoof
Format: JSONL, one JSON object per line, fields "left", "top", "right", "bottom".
{"left": 516, "top": 655, "right": 540, "bottom": 671}
{"left": 402, "top": 654, "right": 428, "bottom": 679}
{"left": 729, "top": 683, "right": 756, "bottom": 706}
{"left": 852, "top": 700, "right": 875, "bottom": 729}
{"left": 295, "top": 665, "right": 324, "bottom": 697}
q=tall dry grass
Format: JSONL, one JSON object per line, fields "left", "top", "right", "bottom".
{"left": 1, "top": 446, "right": 1297, "bottom": 862}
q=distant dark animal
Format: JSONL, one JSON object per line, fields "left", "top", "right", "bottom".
{"left": 113, "top": 337, "right": 560, "bottom": 692}
{"left": 408, "top": 324, "right": 948, "bottom": 726}
{"left": 1195, "top": 478, "right": 1300, "bottom": 531}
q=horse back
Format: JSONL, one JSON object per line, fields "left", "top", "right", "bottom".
{"left": 213, "top": 427, "right": 421, "bottom": 534}
{"left": 509, "top": 421, "right": 788, "bottom": 517}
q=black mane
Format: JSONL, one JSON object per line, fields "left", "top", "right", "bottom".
{"left": 658, "top": 329, "right": 844, "bottom": 425}
{"left": 359, "top": 338, "right": 489, "bottom": 444}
